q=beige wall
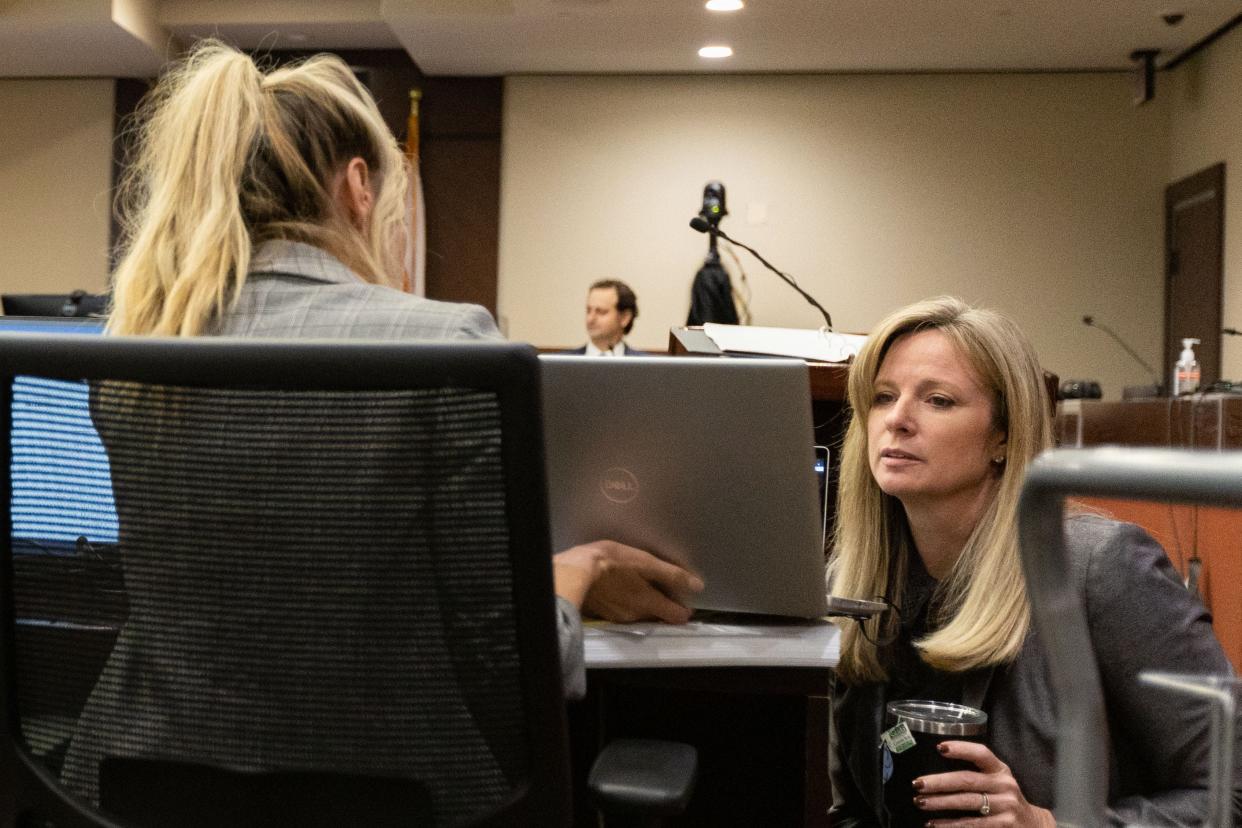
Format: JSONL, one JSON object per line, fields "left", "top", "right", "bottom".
{"left": 499, "top": 73, "right": 1172, "bottom": 398}
{"left": 0, "top": 78, "right": 113, "bottom": 297}
{"left": 0, "top": 65, "right": 1217, "bottom": 399}
{"left": 1166, "top": 24, "right": 1242, "bottom": 382}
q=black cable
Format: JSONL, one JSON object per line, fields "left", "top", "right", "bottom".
{"left": 1082, "top": 316, "right": 1160, "bottom": 388}
{"left": 690, "top": 217, "right": 833, "bottom": 330}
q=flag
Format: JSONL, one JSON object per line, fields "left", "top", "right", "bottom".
{"left": 403, "top": 88, "right": 426, "bottom": 296}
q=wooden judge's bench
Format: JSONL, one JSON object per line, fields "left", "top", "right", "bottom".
{"left": 1055, "top": 393, "right": 1242, "bottom": 672}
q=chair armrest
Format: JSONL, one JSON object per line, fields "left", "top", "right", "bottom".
{"left": 588, "top": 738, "right": 698, "bottom": 816}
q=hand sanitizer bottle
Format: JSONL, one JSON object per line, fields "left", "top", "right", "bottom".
{"left": 1173, "top": 338, "right": 1201, "bottom": 395}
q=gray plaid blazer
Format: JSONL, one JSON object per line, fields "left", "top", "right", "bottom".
{"left": 214, "top": 240, "right": 502, "bottom": 342}
{"left": 61, "top": 242, "right": 585, "bottom": 817}
{"left": 216, "top": 241, "right": 584, "bottom": 699}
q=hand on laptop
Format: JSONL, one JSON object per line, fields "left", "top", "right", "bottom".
{"left": 553, "top": 540, "right": 704, "bottom": 624}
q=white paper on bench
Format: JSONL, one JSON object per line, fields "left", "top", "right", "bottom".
{"left": 583, "top": 619, "right": 841, "bottom": 669}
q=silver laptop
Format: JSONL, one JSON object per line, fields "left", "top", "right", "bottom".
{"left": 539, "top": 355, "right": 829, "bottom": 619}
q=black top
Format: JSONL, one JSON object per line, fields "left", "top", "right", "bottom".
{"left": 879, "top": 554, "right": 967, "bottom": 825}
{"left": 882, "top": 553, "right": 964, "bottom": 706}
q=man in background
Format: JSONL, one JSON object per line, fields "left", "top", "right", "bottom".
{"left": 569, "top": 279, "right": 644, "bottom": 356}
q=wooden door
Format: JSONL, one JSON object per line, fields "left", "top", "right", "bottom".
{"left": 1164, "top": 164, "right": 1225, "bottom": 388}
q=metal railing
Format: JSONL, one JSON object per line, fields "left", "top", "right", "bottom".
{"left": 1018, "top": 447, "right": 1242, "bottom": 827}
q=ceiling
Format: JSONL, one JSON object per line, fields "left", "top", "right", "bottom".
{"left": 0, "top": 0, "right": 1239, "bottom": 78}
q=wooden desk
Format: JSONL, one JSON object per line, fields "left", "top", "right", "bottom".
{"left": 1057, "top": 394, "right": 1242, "bottom": 450}
{"left": 570, "top": 665, "right": 833, "bottom": 826}
{"left": 576, "top": 621, "right": 838, "bottom": 824}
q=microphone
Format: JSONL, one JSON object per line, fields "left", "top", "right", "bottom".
{"left": 1082, "top": 315, "right": 1162, "bottom": 394}
{"left": 689, "top": 218, "right": 833, "bottom": 330}
{"left": 60, "top": 289, "right": 86, "bottom": 317}
{"left": 1225, "top": 327, "right": 1241, "bottom": 336}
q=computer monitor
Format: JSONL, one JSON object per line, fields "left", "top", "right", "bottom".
{"left": 1, "top": 317, "right": 117, "bottom": 555}
{"left": 2, "top": 291, "right": 109, "bottom": 318}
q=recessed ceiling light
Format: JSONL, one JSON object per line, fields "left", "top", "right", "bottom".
{"left": 706, "top": 0, "right": 744, "bottom": 11}
{"left": 699, "top": 45, "right": 733, "bottom": 59}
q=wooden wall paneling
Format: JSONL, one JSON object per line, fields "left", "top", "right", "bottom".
{"left": 1196, "top": 507, "right": 1242, "bottom": 671}
{"left": 1071, "top": 497, "right": 1242, "bottom": 671}
{"left": 109, "top": 77, "right": 152, "bottom": 275}
{"left": 1073, "top": 498, "right": 1198, "bottom": 573}
{"left": 257, "top": 49, "right": 426, "bottom": 144}
{"left": 419, "top": 77, "right": 503, "bottom": 315}
{"left": 420, "top": 136, "right": 501, "bottom": 312}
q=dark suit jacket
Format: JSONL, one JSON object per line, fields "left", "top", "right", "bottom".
{"left": 830, "top": 515, "right": 1238, "bottom": 826}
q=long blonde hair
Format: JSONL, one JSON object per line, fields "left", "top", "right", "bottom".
{"left": 829, "top": 296, "right": 1052, "bottom": 684}
{"left": 108, "top": 41, "right": 410, "bottom": 335}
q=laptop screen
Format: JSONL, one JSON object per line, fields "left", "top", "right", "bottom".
{"left": 814, "top": 445, "right": 830, "bottom": 546}
{"left": 540, "top": 355, "right": 828, "bottom": 618}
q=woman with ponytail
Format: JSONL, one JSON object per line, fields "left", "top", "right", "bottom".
{"left": 68, "top": 40, "right": 701, "bottom": 821}
{"left": 107, "top": 41, "right": 698, "bottom": 660}
{"left": 108, "top": 41, "right": 493, "bottom": 341}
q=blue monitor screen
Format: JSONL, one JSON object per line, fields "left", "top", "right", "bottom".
{"left": 3, "top": 317, "right": 118, "bottom": 551}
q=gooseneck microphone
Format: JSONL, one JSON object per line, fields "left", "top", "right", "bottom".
{"left": 689, "top": 217, "right": 833, "bottom": 330}
{"left": 1082, "top": 315, "right": 1162, "bottom": 390}
{"left": 1225, "top": 327, "right": 1241, "bottom": 336}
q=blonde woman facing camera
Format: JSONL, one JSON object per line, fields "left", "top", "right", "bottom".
{"left": 828, "top": 297, "right": 1235, "bottom": 826}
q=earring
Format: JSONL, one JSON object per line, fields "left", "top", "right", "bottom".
{"left": 991, "top": 456, "right": 1005, "bottom": 466}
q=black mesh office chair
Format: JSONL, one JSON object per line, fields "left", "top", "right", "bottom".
{"left": 0, "top": 335, "right": 693, "bottom": 827}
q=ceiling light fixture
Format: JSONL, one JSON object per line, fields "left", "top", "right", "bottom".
{"left": 698, "top": 45, "right": 733, "bottom": 59}
{"left": 705, "top": 0, "right": 744, "bottom": 11}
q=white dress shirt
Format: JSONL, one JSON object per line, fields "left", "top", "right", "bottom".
{"left": 584, "top": 340, "right": 628, "bottom": 357}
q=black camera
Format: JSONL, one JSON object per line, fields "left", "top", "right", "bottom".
{"left": 1058, "top": 379, "right": 1102, "bottom": 400}
{"left": 700, "top": 181, "right": 728, "bottom": 227}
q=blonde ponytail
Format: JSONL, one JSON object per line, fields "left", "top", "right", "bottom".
{"left": 109, "top": 41, "right": 411, "bottom": 336}
{"left": 110, "top": 45, "right": 263, "bottom": 335}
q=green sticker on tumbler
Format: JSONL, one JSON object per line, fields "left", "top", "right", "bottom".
{"left": 881, "top": 721, "right": 916, "bottom": 754}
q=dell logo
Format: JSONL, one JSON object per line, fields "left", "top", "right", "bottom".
{"left": 600, "top": 467, "right": 640, "bottom": 504}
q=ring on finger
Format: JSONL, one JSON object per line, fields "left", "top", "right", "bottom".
{"left": 979, "top": 791, "right": 991, "bottom": 816}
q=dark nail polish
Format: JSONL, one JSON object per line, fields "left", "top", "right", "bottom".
{"left": 912, "top": 778, "right": 924, "bottom": 791}
{"left": 937, "top": 742, "right": 949, "bottom": 755}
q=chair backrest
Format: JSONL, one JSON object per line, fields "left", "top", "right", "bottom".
{"left": 0, "top": 335, "right": 570, "bottom": 827}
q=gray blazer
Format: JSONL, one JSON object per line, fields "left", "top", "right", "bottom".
{"left": 61, "top": 243, "right": 587, "bottom": 814}
{"left": 830, "top": 515, "right": 1238, "bottom": 826}
{"left": 215, "top": 241, "right": 586, "bottom": 699}
{"left": 214, "top": 240, "right": 500, "bottom": 342}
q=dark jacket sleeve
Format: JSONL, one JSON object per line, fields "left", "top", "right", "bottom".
{"left": 1074, "top": 517, "right": 1240, "bottom": 826}
{"left": 556, "top": 596, "right": 586, "bottom": 701}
